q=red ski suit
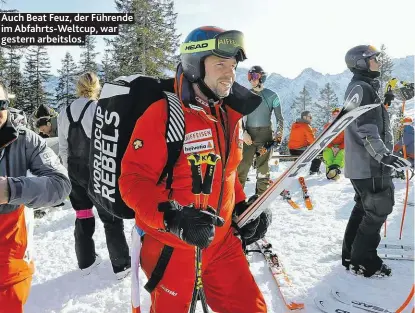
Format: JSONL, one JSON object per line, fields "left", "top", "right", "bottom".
{"left": 120, "top": 75, "right": 267, "bottom": 313}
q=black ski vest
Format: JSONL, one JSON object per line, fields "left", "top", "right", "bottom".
{"left": 67, "top": 100, "right": 93, "bottom": 166}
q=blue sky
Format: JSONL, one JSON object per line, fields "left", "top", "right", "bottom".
{"left": 2, "top": 0, "right": 414, "bottom": 78}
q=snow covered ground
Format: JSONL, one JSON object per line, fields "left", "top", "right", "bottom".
{"left": 25, "top": 162, "right": 414, "bottom": 313}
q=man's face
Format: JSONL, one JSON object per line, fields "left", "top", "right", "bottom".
{"left": 250, "top": 78, "right": 260, "bottom": 88}
{"left": 369, "top": 56, "right": 380, "bottom": 72}
{"left": 0, "top": 110, "right": 7, "bottom": 129}
{"left": 203, "top": 55, "right": 236, "bottom": 98}
{"left": 304, "top": 114, "right": 313, "bottom": 122}
{"left": 39, "top": 123, "right": 52, "bottom": 135}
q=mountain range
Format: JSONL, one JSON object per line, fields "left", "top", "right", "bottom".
{"left": 235, "top": 55, "right": 414, "bottom": 123}
{"left": 45, "top": 56, "right": 414, "bottom": 120}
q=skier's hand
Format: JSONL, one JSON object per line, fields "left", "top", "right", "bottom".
{"left": 274, "top": 134, "right": 282, "bottom": 144}
{"left": 158, "top": 201, "right": 224, "bottom": 249}
{"left": 243, "top": 131, "right": 252, "bottom": 145}
{"left": 0, "top": 176, "right": 9, "bottom": 204}
{"left": 380, "top": 153, "right": 412, "bottom": 171}
{"left": 257, "top": 146, "right": 267, "bottom": 156}
{"left": 384, "top": 91, "right": 394, "bottom": 107}
{"left": 233, "top": 196, "right": 272, "bottom": 246}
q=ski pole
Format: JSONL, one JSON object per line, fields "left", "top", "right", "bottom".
{"left": 201, "top": 153, "right": 221, "bottom": 209}
{"left": 399, "top": 145, "right": 410, "bottom": 240}
{"left": 396, "top": 284, "right": 414, "bottom": 313}
{"left": 187, "top": 154, "right": 202, "bottom": 208}
{"left": 186, "top": 153, "right": 210, "bottom": 313}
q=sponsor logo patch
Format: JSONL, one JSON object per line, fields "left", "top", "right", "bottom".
{"left": 183, "top": 140, "right": 214, "bottom": 154}
{"left": 184, "top": 129, "right": 212, "bottom": 143}
{"left": 133, "top": 139, "right": 143, "bottom": 150}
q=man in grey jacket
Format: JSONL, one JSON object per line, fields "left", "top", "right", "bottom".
{"left": 238, "top": 65, "right": 284, "bottom": 195}
{"left": 342, "top": 45, "right": 412, "bottom": 278}
{"left": 0, "top": 82, "right": 71, "bottom": 311}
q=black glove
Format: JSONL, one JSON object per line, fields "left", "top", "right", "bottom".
{"left": 380, "top": 153, "right": 412, "bottom": 171}
{"left": 383, "top": 91, "right": 394, "bottom": 107}
{"left": 158, "top": 201, "right": 224, "bottom": 249}
{"left": 233, "top": 195, "right": 272, "bottom": 246}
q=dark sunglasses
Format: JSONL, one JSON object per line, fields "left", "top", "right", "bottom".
{"left": 0, "top": 100, "right": 9, "bottom": 110}
{"left": 370, "top": 55, "right": 380, "bottom": 63}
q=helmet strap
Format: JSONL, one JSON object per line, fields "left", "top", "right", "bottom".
{"left": 253, "top": 83, "right": 264, "bottom": 92}
{"left": 197, "top": 79, "right": 220, "bottom": 103}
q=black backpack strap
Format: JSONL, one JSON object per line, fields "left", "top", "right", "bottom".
{"left": 78, "top": 100, "right": 94, "bottom": 123}
{"left": 144, "top": 245, "right": 174, "bottom": 293}
{"left": 157, "top": 91, "right": 185, "bottom": 189}
{"left": 66, "top": 104, "right": 74, "bottom": 124}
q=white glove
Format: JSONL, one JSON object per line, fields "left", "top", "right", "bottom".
{"left": 243, "top": 131, "right": 252, "bottom": 145}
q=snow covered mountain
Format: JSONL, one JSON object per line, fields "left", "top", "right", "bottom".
{"left": 236, "top": 55, "right": 414, "bottom": 132}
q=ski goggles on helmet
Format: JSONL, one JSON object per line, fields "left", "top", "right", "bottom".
{"left": 248, "top": 72, "right": 261, "bottom": 81}
{"left": 0, "top": 100, "right": 9, "bottom": 110}
{"left": 363, "top": 45, "right": 381, "bottom": 62}
{"left": 180, "top": 30, "right": 247, "bottom": 61}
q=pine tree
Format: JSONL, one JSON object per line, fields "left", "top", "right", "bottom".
{"left": 378, "top": 44, "right": 394, "bottom": 95}
{"left": 290, "top": 86, "right": 313, "bottom": 125}
{"left": 99, "top": 47, "right": 117, "bottom": 82}
{"left": 4, "top": 47, "right": 24, "bottom": 108}
{"left": 313, "top": 83, "right": 339, "bottom": 132}
{"left": 55, "top": 52, "right": 78, "bottom": 110}
{"left": 0, "top": 48, "right": 6, "bottom": 78}
{"left": 79, "top": 36, "right": 99, "bottom": 74}
{"left": 21, "top": 46, "right": 51, "bottom": 115}
{"left": 109, "top": 0, "right": 180, "bottom": 77}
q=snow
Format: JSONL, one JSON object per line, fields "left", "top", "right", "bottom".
{"left": 25, "top": 162, "right": 414, "bottom": 312}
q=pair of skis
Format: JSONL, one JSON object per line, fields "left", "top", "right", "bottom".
{"left": 378, "top": 243, "right": 414, "bottom": 261}
{"left": 237, "top": 85, "right": 380, "bottom": 228}
{"left": 315, "top": 289, "right": 396, "bottom": 313}
{"left": 281, "top": 177, "right": 313, "bottom": 210}
{"left": 252, "top": 238, "right": 305, "bottom": 310}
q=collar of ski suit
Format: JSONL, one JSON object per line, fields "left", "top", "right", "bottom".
{"left": 295, "top": 118, "right": 311, "bottom": 125}
{"left": 174, "top": 63, "right": 262, "bottom": 117}
{"left": 0, "top": 113, "right": 18, "bottom": 151}
{"left": 352, "top": 73, "right": 380, "bottom": 91}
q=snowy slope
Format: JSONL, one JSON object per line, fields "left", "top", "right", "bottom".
{"left": 25, "top": 163, "right": 414, "bottom": 312}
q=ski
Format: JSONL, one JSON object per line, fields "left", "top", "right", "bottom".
{"left": 331, "top": 289, "right": 395, "bottom": 313}
{"left": 298, "top": 177, "right": 312, "bottom": 210}
{"left": 254, "top": 238, "right": 304, "bottom": 310}
{"left": 315, "top": 297, "right": 359, "bottom": 313}
{"left": 378, "top": 243, "right": 413, "bottom": 251}
{"left": 379, "top": 252, "right": 414, "bottom": 261}
{"left": 237, "top": 85, "right": 380, "bottom": 228}
{"left": 280, "top": 189, "right": 300, "bottom": 209}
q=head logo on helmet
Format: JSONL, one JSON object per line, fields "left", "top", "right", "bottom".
{"left": 180, "top": 26, "right": 247, "bottom": 83}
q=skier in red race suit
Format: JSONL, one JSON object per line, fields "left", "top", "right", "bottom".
{"left": 119, "top": 26, "right": 271, "bottom": 313}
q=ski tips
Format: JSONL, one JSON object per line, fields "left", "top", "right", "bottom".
{"left": 287, "top": 302, "right": 305, "bottom": 310}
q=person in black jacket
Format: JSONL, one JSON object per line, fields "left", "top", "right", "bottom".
{"left": 342, "top": 45, "right": 412, "bottom": 278}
